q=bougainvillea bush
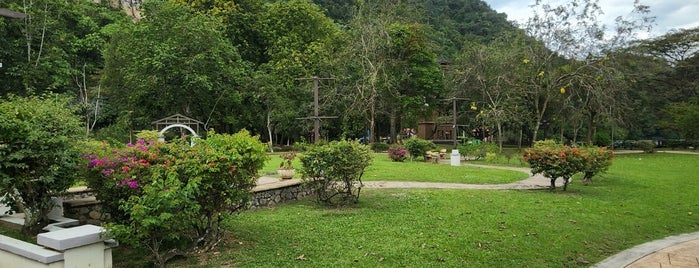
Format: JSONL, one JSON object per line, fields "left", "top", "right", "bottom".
{"left": 387, "top": 145, "right": 408, "bottom": 162}
{"left": 82, "top": 130, "right": 267, "bottom": 267}
{"left": 522, "top": 140, "right": 613, "bottom": 191}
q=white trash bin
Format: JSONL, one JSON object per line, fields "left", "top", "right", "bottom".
{"left": 450, "top": 149, "right": 461, "bottom": 166}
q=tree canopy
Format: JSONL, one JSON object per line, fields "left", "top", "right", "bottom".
{"left": 0, "top": 0, "right": 696, "bottom": 147}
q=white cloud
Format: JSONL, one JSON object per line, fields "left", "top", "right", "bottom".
{"left": 483, "top": 0, "right": 699, "bottom": 38}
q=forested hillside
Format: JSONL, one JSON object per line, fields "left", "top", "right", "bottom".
{"left": 1, "top": 0, "right": 697, "bottom": 148}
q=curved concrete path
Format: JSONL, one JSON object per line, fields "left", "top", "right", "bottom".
{"left": 593, "top": 232, "right": 699, "bottom": 268}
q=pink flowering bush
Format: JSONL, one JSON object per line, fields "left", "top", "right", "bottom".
{"left": 82, "top": 130, "right": 268, "bottom": 267}
{"left": 387, "top": 145, "right": 408, "bottom": 162}
{"left": 522, "top": 140, "right": 613, "bottom": 191}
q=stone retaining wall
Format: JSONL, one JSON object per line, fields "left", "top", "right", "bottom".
{"left": 60, "top": 178, "right": 315, "bottom": 224}
{"left": 249, "top": 179, "right": 315, "bottom": 208}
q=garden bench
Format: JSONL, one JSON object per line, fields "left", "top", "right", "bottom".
{"left": 425, "top": 151, "right": 441, "bottom": 163}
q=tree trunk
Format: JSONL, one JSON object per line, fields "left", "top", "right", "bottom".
{"left": 518, "top": 128, "right": 523, "bottom": 149}
{"left": 389, "top": 109, "right": 397, "bottom": 144}
{"left": 266, "top": 110, "right": 274, "bottom": 152}
{"left": 497, "top": 121, "right": 503, "bottom": 153}
{"left": 369, "top": 98, "right": 376, "bottom": 143}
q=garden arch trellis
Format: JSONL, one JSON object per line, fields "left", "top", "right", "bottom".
{"left": 151, "top": 114, "right": 203, "bottom": 146}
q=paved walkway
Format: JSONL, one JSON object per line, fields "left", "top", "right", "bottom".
{"left": 257, "top": 152, "right": 699, "bottom": 267}
{"left": 593, "top": 232, "right": 699, "bottom": 268}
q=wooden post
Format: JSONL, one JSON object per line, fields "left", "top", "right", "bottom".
{"left": 297, "top": 76, "right": 337, "bottom": 143}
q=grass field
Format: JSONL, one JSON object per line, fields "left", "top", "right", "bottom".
{"left": 124, "top": 152, "right": 699, "bottom": 267}
{"left": 263, "top": 152, "right": 529, "bottom": 184}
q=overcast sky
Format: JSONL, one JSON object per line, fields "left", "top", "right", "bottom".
{"left": 482, "top": 0, "right": 699, "bottom": 39}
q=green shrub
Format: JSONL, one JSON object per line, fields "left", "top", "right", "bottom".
{"left": 292, "top": 140, "right": 309, "bottom": 152}
{"left": 593, "top": 131, "right": 612, "bottom": 147}
{"left": 579, "top": 146, "right": 614, "bottom": 185}
{"left": 0, "top": 94, "right": 82, "bottom": 235}
{"left": 403, "top": 138, "right": 436, "bottom": 160}
{"left": 459, "top": 142, "right": 498, "bottom": 160}
{"left": 637, "top": 140, "right": 655, "bottom": 153}
{"left": 371, "top": 142, "right": 390, "bottom": 152}
{"left": 522, "top": 141, "right": 614, "bottom": 191}
{"left": 485, "top": 152, "right": 498, "bottom": 162}
{"left": 300, "top": 140, "right": 373, "bottom": 205}
{"left": 136, "top": 130, "right": 161, "bottom": 142}
{"left": 386, "top": 145, "right": 408, "bottom": 162}
{"left": 82, "top": 130, "right": 268, "bottom": 266}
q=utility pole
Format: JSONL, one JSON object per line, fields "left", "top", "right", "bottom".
{"left": 296, "top": 76, "right": 337, "bottom": 143}
{"left": 442, "top": 97, "right": 468, "bottom": 148}
{"left": 441, "top": 97, "right": 467, "bottom": 166}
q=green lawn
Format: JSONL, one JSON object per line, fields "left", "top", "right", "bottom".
{"left": 134, "top": 152, "right": 699, "bottom": 267}
{"left": 263, "top": 152, "right": 529, "bottom": 184}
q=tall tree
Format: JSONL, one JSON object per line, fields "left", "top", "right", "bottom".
{"left": 519, "top": 0, "right": 654, "bottom": 143}
{"left": 0, "top": 0, "right": 125, "bottom": 97}
{"left": 452, "top": 36, "right": 528, "bottom": 151}
{"left": 385, "top": 22, "right": 445, "bottom": 143}
{"left": 101, "top": 0, "right": 250, "bottom": 133}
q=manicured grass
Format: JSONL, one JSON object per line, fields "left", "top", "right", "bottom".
{"left": 262, "top": 152, "right": 529, "bottom": 184}
{"left": 363, "top": 154, "right": 528, "bottom": 184}
{"left": 149, "top": 152, "right": 699, "bottom": 267}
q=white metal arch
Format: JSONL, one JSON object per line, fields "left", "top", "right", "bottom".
{"left": 158, "top": 124, "right": 200, "bottom": 146}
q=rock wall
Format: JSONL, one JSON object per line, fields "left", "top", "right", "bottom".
{"left": 61, "top": 179, "right": 316, "bottom": 224}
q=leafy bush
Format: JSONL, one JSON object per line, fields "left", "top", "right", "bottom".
{"left": 459, "top": 142, "right": 498, "bottom": 160}
{"left": 637, "top": 140, "right": 655, "bottom": 153}
{"left": 522, "top": 140, "right": 614, "bottom": 191}
{"left": 82, "top": 130, "right": 268, "bottom": 266}
{"left": 386, "top": 145, "right": 408, "bottom": 162}
{"left": 300, "top": 140, "right": 373, "bottom": 205}
{"left": 0, "top": 94, "right": 82, "bottom": 235}
{"left": 403, "top": 138, "right": 436, "bottom": 160}
{"left": 371, "top": 142, "right": 390, "bottom": 152}
{"left": 293, "top": 140, "right": 309, "bottom": 152}
{"left": 485, "top": 152, "right": 498, "bottom": 162}
{"left": 579, "top": 146, "right": 614, "bottom": 185}
{"left": 593, "top": 131, "right": 612, "bottom": 146}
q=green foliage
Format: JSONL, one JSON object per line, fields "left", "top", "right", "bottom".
{"left": 522, "top": 141, "right": 614, "bottom": 191}
{"left": 278, "top": 151, "right": 296, "bottom": 169}
{"left": 386, "top": 145, "right": 408, "bottom": 162}
{"left": 458, "top": 142, "right": 498, "bottom": 160}
{"left": 0, "top": 94, "right": 82, "bottom": 234}
{"left": 578, "top": 146, "right": 615, "bottom": 184}
{"left": 135, "top": 130, "right": 161, "bottom": 142}
{"left": 484, "top": 152, "right": 498, "bottom": 162}
{"left": 82, "top": 130, "right": 268, "bottom": 266}
{"left": 593, "top": 130, "right": 612, "bottom": 147}
{"left": 115, "top": 153, "right": 699, "bottom": 267}
{"left": 102, "top": 0, "right": 249, "bottom": 131}
{"left": 0, "top": 0, "right": 128, "bottom": 96}
{"left": 403, "top": 138, "right": 436, "bottom": 160}
{"left": 636, "top": 140, "right": 655, "bottom": 153}
{"left": 661, "top": 102, "right": 699, "bottom": 140}
{"left": 300, "top": 140, "right": 373, "bottom": 205}
{"left": 370, "top": 142, "right": 390, "bottom": 152}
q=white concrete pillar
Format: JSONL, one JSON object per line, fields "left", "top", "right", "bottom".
{"left": 450, "top": 149, "right": 461, "bottom": 166}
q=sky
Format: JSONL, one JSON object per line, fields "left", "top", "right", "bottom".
{"left": 482, "top": 0, "right": 699, "bottom": 39}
